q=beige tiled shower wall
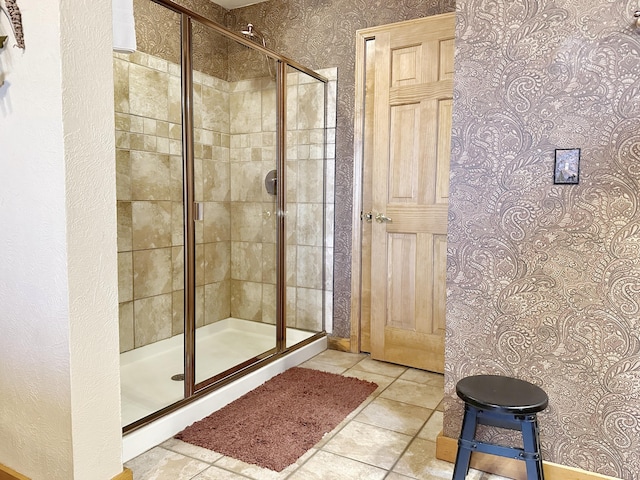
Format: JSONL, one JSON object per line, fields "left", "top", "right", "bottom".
{"left": 115, "top": 49, "right": 230, "bottom": 353}
{"left": 226, "top": 75, "right": 278, "bottom": 325}
{"left": 285, "top": 68, "right": 336, "bottom": 334}
{"left": 115, "top": 50, "right": 180, "bottom": 353}
{"left": 115, "top": 49, "right": 335, "bottom": 353}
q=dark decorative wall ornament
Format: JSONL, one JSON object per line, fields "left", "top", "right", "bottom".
{"left": 0, "top": 0, "right": 25, "bottom": 49}
{"left": 553, "top": 148, "right": 580, "bottom": 184}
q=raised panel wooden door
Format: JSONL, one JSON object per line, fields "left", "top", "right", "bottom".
{"left": 369, "top": 14, "right": 454, "bottom": 373}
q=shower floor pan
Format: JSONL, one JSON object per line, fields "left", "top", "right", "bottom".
{"left": 120, "top": 318, "right": 319, "bottom": 428}
{"left": 121, "top": 318, "right": 326, "bottom": 461}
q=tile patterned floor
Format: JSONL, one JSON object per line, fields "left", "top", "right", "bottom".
{"left": 125, "top": 351, "right": 510, "bottom": 480}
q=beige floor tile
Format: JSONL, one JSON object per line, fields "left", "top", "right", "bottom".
{"left": 399, "top": 368, "right": 445, "bottom": 388}
{"left": 193, "top": 466, "right": 254, "bottom": 479}
{"left": 285, "top": 386, "right": 377, "bottom": 452}
{"left": 384, "top": 472, "right": 418, "bottom": 480}
{"left": 322, "top": 421, "right": 412, "bottom": 470}
{"left": 307, "top": 349, "right": 367, "bottom": 368}
{"left": 355, "top": 397, "right": 432, "bottom": 436}
{"left": 161, "top": 438, "right": 223, "bottom": 463}
{"left": 417, "top": 410, "right": 443, "bottom": 442}
{"left": 351, "top": 356, "right": 408, "bottom": 378}
{"left": 213, "top": 447, "right": 316, "bottom": 480}
{"left": 310, "top": 392, "right": 378, "bottom": 450}
{"left": 298, "top": 359, "right": 349, "bottom": 374}
{"left": 124, "top": 446, "right": 211, "bottom": 480}
{"left": 469, "top": 470, "right": 490, "bottom": 479}
{"left": 392, "top": 438, "right": 483, "bottom": 480}
{"left": 343, "top": 391, "right": 377, "bottom": 421}
{"left": 311, "top": 418, "right": 349, "bottom": 449}
{"left": 287, "top": 450, "right": 387, "bottom": 480}
{"left": 392, "top": 438, "right": 453, "bottom": 480}
{"left": 380, "top": 379, "right": 443, "bottom": 409}
{"left": 342, "top": 367, "right": 398, "bottom": 394}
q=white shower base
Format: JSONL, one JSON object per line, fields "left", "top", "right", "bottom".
{"left": 121, "top": 318, "right": 326, "bottom": 461}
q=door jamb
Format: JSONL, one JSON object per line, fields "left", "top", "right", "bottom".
{"left": 349, "top": 28, "right": 375, "bottom": 354}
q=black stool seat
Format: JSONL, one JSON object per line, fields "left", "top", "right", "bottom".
{"left": 457, "top": 375, "right": 549, "bottom": 414}
{"left": 453, "top": 375, "right": 548, "bottom": 480}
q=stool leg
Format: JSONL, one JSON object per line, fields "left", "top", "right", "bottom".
{"left": 521, "top": 415, "right": 544, "bottom": 480}
{"left": 452, "top": 404, "right": 478, "bottom": 480}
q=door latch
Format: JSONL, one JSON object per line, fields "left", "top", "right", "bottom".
{"left": 375, "top": 213, "right": 392, "bottom": 223}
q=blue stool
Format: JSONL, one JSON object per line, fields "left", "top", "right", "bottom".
{"left": 452, "top": 375, "right": 548, "bottom": 480}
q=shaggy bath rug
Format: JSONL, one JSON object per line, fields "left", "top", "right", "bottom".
{"left": 175, "top": 367, "right": 378, "bottom": 471}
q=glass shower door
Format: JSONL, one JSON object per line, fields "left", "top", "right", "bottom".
{"left": 119, "top": 0, "right": 330, "bottom": 433}
{"left": 285, "top": 65, "right": 327, "bottom": 348}
{"left": 117, "top": 2, "right": 185, "bottom": 427}
{"left": 191, "top": 19, "right": 278, "bottom": 386}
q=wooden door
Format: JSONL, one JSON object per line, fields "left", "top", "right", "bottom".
{"left": 362, "top": 14, "right": 454, "bottom": 373}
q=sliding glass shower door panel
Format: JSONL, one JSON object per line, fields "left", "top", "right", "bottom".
{"left": 117, "top": 2, "right": 185, "bottom": 427}
{"left": 192, "top": 20, "right": 278, "bottom": 385}
{"left": 285, "top": 65, "right": 327, "bottom": 348}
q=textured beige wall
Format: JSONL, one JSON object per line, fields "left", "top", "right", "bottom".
{"left": 0, "top": 1, "right": 122, "bottom": 479}
{"left": 444, "top": 1, "right": 640, "bottom": 478}
{"left": 0, "top": 4, "right": 74, "bottom": 476}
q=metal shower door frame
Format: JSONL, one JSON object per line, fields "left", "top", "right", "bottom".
{"left": 122, "top": 0, "right": 328, "bottom": 434}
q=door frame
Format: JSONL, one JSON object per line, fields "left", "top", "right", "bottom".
{"left": 350, "top": 16, "right": 454, "bottom": 355}
{"left": 349, "top": 24, "right": 372, "bottom": 353}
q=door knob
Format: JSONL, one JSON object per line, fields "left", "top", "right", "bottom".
{"left": 375, "top": 213, "right": 392, "bottom": 223}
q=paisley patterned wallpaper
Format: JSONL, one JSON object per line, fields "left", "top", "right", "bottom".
{"left": 444, "top": 1, "right": 640, "bottom": 478}
{"left": 133, "top": 0, "right": 230, "bottom": 78}
{"left": 228, "top": 0, "right": 456, "bottom": 338}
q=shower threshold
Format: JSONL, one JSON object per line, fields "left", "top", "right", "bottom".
{"left": 121, "top": 318, "right": 326, "bottom": 461}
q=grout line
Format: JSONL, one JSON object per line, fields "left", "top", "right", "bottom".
{"left": 282, "top": 448, "right": 318, "bottom": 479}
{"left": 207, "top": 460, "right": 255, "bottom": 480}
{"left": 382, "top": 407, "right": 439, "bottom": 479}
{"left": 298, "top": 448, "right": 390, "bottom": 478}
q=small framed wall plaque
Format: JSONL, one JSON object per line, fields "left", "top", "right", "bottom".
{"left": 554, "top": 148, "right": 580, "bottom": 184}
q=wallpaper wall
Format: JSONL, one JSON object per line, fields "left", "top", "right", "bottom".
{"left": 133, "top": 0, "right": 229, "bottom": 78}
{"left": 444, "top": 1, "right": 640, "bottom": 478}
{"left": 229, "top": 0, "right": 456, "bottom": 338}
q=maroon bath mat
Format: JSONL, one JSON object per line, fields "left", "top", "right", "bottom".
{"left": 175, "top": 367, "right": 378, "bottom": 471}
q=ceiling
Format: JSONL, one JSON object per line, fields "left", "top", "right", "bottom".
{"left": 213, "top": 0, "right": 268, "bottom": 9}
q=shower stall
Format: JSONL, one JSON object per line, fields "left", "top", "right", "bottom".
{"left": 114, "top": 0, "right": 335, "bottom": 433}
